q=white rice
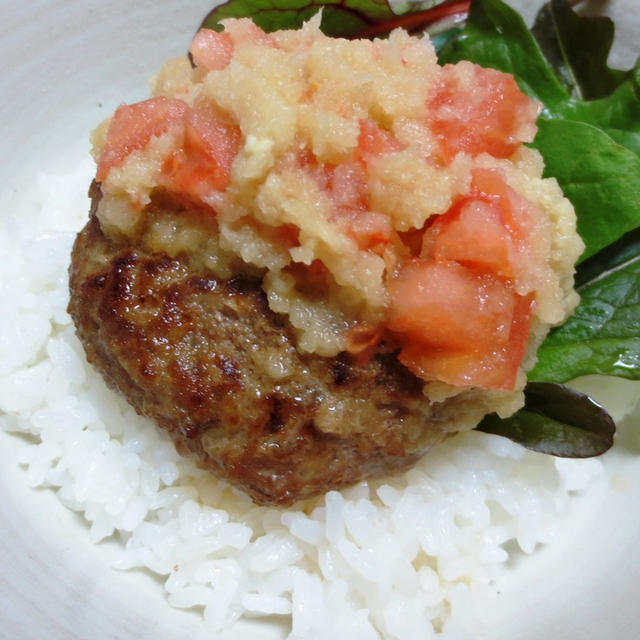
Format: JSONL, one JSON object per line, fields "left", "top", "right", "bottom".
{"left": 0, "top": 160, "right": 608, "bottom": 639}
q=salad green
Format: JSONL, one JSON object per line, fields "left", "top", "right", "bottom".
{"left": 529, "top": 232, "right": 640, "bottom": 383}
{"left": 531, "top": 0, "right": 632, "bottom": 101}
{"left": 533, "top": 118, "right": 640, "bottom": 261}
{"left": 200, "top": 0, "right": 470, "bottom": 39}
{"left": 477, "top": 382, "right": 615, "bottom": 457}
{"left": 198, "top": 0, "right": 640, "bottom": 457}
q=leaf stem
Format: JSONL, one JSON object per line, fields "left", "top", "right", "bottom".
{"left": 351, "top": 0, "right": 470, "bottom": 38}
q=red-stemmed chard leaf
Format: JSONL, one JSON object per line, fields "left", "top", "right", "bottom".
{"left": 199, "top": 0, "right": 469, "bottom": 39}
{"left": 477, "top": 382, "right": 615, "bottom": 457}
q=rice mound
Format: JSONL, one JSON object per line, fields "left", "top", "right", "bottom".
{"left": 0, "top": 160, "right": 605, "bottom": 639}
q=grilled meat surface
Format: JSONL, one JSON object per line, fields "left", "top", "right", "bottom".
{"left": 68, "top": 186, "right": 451, "bottom": 505}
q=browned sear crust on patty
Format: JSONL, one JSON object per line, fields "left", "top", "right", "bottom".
{"left": 68, "top": 185, "right": 452, "bottom": 506}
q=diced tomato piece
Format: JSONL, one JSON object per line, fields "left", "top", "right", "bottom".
{"left": 424, "top": 292, "right": 531, "bottom": 390}
{"left": 189, "top": 29, "right": 234, "bottom": 71}
{"left": 324, "top": 161, "right": 392, "bottom": 250}
{"left": 96, "top": 97, "right": 189, "bottom": 181}
{"left": 470, "top": 168, "right": 534, "bottom": 243}
{"left": 387, "top": 258, "right": 534, "bottom": 389}
{"left": 398, "top": 323, "right": 529, "bottom": 390}
{"left": 329, "top": 162, "right": 368, "bottom": 213}
{"left": 388, "top": 260, "right": 512, "bottom": 351}
{"left": 427, "top": 61, "right": 540, "bottom": 162}
{"left": 166, "top": 100, "right": 242, "bottom": 197}
{"left": 422, "top": 199, "right": 516, "bottom": 279}
{"left": 420, "top": 168, "right": 537, "bottom": 281}
{"left": 388, "top": 168, "right": 539, "bottom": 388}
{"left": 504, "top": 292, "right": 535, "bottom": 386}
{"left": 358, "top": 119, "right": 404, "bottom": 158}
{"left": 347, "top": 211, "right": 393, "bottom": 250}
{"left": 318, "top": 160, "right": 391, "bottom": 251}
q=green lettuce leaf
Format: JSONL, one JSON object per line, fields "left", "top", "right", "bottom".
{"left": 560, "top": 75, "right": 640, "bottom": 157}
{"left": 531, "top": 0, "right": 631, "bottom": 101}
{"left": 533, "top": 119, "right": 640, "bottom": 261}
{"left": 575, "top": 227, "right": 640, "bottom": 288}
{"left": 529, "top": 232, "right": 640, "bottom": 382}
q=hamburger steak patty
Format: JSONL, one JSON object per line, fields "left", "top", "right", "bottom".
{"left": 68, "top": 187, "right": 478, "bottom": 506}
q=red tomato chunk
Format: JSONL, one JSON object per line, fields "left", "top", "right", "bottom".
{"left": 388, "top": 168, "right": 537, "bottom": 390}
{"left": 388, "top": 259, "right": 533, "bottom": 390}
{"left": 427, "top": 61, "right": 540, "bottom": 162}
{"left": 96, "top": 96, "right": 242, "bottom": 198}
{"left": 165, "top": 101, "right": 242, "bottom": 197}
{"left": 96, "top": 97, "right": 188, "bottom": 182}
{"left": 189, "top": 29, "right": 234, "bottom": 71}
{"left": 358, "top": 119, "right": 405, "bottom": 158}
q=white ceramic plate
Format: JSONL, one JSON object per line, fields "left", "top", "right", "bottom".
{"left": 1, "top": 1, "right": 638, "bottom": 638}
